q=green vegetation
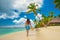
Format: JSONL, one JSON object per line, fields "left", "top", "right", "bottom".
{"left": 35, "top": 12, "right": 55, "bottom": 28}
{"left": 26, "top": 2, "right": 60, "bottom": 28}
{"left": 27, "top": 3, "right": 40, "bottom": 16}
{"left": 58, "top": 14, "right": 60, "bottom": 17}
{"left": 54, "top": 0, "right": 60, "bottom": 9}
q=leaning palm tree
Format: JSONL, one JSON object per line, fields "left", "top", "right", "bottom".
{"left": 27, "top": 3, "right": 41, "bottom": 28}
{"left": 27, "top": 3, "right": 40, "bottom": 16}
{"left": 54, "top": 0, "right": 60, "bottom": 9}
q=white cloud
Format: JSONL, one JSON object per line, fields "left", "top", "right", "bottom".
{"left": 13, "top": 0, "right": 43, "bottom": 12}
{"left": 0, "top": 0, "right": 43, "bottom": 19}
{"left": 36, "top": 13, "right": 43, "bottom": 22}
{"left": 13, "top": 18, "right": 35, "bottom": 27}
{"left": 13, "top": 18, "right": 27, "bottom": 24}
{"left": 0, "top": 12, "right": 19, "bottom": 19}
{"left": 7, "top": 12, "right": 19, "bottom": 19}
{"left": 0, "top": 13, "right": 7, "bottom": 19}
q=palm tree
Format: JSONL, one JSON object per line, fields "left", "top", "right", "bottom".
{"left": 27, "top": 3, "right": 41, "bottom": 28}
{"left": 54, "top": 0, "right": 60, "bottom": 9}
{"left": 46, "top": 12, "right": 54, "bottom": 25}
{"left": 50, "top": 12, "right": 54, "bottom": 17}
{"left": 41, "top": 12, "right": 54, "bottom": 26}
{"left": 49, "top": 12, "right": 54, "bottom": 20}
{"left": 27, "top": 3, "right": 40, "bottom": 16}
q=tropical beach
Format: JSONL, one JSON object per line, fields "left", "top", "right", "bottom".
{"left": 0, "top": 0, "right": 60, "bottom": 40}
{"left": 0, "top": 26, "right": 60, "bottom": 40}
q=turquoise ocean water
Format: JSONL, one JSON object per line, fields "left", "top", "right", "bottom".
{"left": 0, "top": 27, "right": 25, "bottom": 36}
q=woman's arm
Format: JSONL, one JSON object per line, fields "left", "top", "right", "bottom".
{"left": 30, "top": 23, "right": 34, "bottom": 30}
{"left": 30, "top": 23, "right": 32, "bottom": 28}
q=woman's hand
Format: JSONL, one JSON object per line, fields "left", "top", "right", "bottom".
{"left": 30, "top": 24, "right": 34, "bottom": 30}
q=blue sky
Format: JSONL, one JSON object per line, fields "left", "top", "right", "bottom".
{"left": 40, "top": 0, "right": 60, "bottom": 16}
{"left": 0, "top": 0, "right": 60, "bottom": 27}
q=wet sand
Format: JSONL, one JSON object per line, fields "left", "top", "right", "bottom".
{"left": 0, "top": 26, "right": 60, "bottom": 40}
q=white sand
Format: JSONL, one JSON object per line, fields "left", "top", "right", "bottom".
{"left": 0, "top": 26, "right": 60, "bottom": 40}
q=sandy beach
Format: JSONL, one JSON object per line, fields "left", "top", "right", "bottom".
{"left": 0, "top": 26, "right": 60, "bottom": 40}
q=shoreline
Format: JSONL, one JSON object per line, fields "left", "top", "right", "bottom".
{"left": 0, "top": 26, "right": 60, "bottom": 40}
{"left": 0, "top": 30, "right": 26, "bottom": 37}
{"left": 0, "top": 28, "right": 25, "bottom": 36}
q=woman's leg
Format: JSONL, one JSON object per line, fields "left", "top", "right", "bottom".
{"left": 26, "top": 30, "right": 29, "bottom": 36}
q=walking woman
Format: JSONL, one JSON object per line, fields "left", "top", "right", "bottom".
{"left": 25, "top": 19, "right": 32, "bottom": 37}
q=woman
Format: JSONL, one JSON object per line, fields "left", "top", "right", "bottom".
{"left": 25, "top": 19, "right": 32, "bottom": 36}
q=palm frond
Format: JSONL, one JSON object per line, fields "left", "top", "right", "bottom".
{"left": 33, "top": 10, "right": 37, "bottom": 15}
{"left": 27, "top": 3, "right": 35, "bottom": 9}
{"left": 55, "top": 2, "right": 60, "bottom": 8}
{"left": 26, "top": 9, "right": 32, "bottom": 13}
{"left": 37, "top": 9, "right": 41, "bottom": 12}
{"left": 54, "top": 0, "right": 60, "bottom": 9}
{"left": 54, "top": 0, "right": 58, "bottom": 3}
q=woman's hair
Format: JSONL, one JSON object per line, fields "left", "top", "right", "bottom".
{"left": 26, "top": 19, "right": 30, "bottom": 24}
